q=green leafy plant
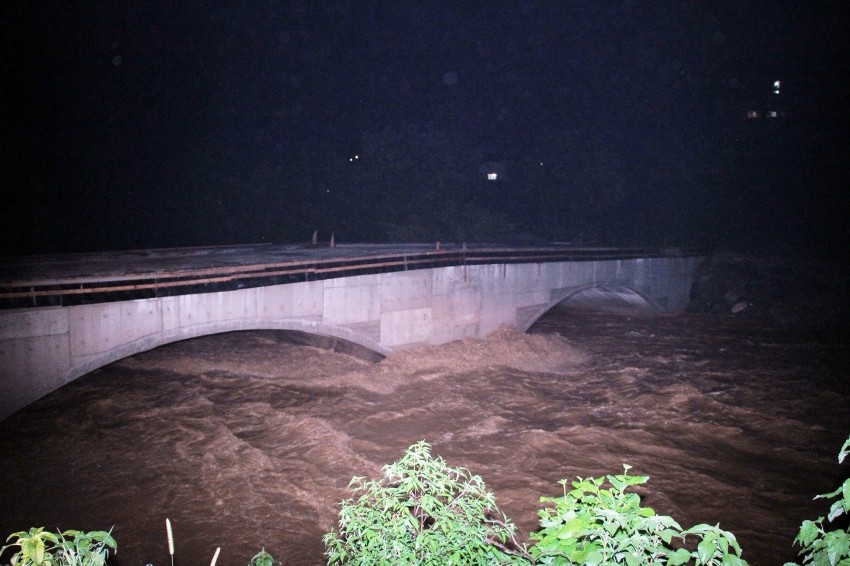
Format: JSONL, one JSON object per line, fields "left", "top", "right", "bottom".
{"left": 784, "top": 435, "right": 850, "bottom": 566}
{"left": 324, "top": 443, "right": 750, "bottom": 565}
{"left": 529, "top": 464, "right": 747, "bottom": 565}
{"left": 1, "top": 527, "right": 59, "bottom": 566}
{"left": 323, "top": 440, "right": 529, "bottom": 565}
{"left": 52, "top": 530, "right": 116, "bottom": 566}
{"left": 1, "top": 527, "right": 116, "bottom": 566}
{"left": 247, "top": 548, "right": 279, "bottom": 566}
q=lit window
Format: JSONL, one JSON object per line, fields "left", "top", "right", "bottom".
{"left": 768, "top": 111, "right": 778, "bottom": 118}
{"left": 487, "top": 173, "right": 497, "bottom": 180}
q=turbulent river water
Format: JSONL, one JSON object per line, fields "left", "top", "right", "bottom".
{"left": 1, "top": 305, "right": 848, "bottom": 566}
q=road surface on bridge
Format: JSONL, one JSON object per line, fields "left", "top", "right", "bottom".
{"left": 0, "top": 243, "right": 700, "bottom": 309}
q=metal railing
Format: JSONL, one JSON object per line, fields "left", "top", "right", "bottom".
{"left": 0, "top": 244, "right": 709, "bottom": 309}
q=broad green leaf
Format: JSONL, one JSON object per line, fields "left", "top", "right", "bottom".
{"left": 556, "top": 517, "right": 591, "bottom": 540}
{"left": 839, "top": 436, "right": 850, "bottom": 464}
{"left": 818, "top": 486, "right": 843, "bottom": 501}
{"left": 585, "top": 548, "right": 604, "bottom": 565}
{"left": 828, "top": 500, "right": 846, "bottom": 522}
{"left": 36, "top": 537, "right": 46, "bottom": 563}
{"left": 823, "top": 530, "right": 850, "bottom": 563}
{"left": 607, "top": 474, "right": 628, "bottom": 492}
{"left": 660, "top": 528, "right": 681, "bottom": 545}
{"left": 796, "top": 519, "right": 822, "bottom": 546}
{"left": 668, "top": 547, "right": 692, "bottom": 565}
{"left": 697, "top": 537, "right": 718, "bottom": 564}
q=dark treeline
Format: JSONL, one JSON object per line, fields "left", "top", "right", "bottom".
{"left": 1, "top": 3, "right": 846, "bottom": 257}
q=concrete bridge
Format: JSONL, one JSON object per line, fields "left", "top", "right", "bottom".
{"left": 0, "top": 243, "right": 707, "bottom": 421}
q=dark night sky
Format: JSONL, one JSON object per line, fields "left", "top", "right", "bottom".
{"left": 2, "top": 2, "right": 848, "bottom": 258}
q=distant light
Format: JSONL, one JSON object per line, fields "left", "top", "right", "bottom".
{"left": 773, "top": 80, "right": 781, "bottom": 94}
{"left": 487, "top": 173, "right": 498, "bottom": 180}
{"left": 746, "top": 110, "right": 759, "bottom": 119}
{"left": 768, "top": 110, "right": 778, "bottom": 118}
{"left": 349, "top": 155, "right": 359, "bottom": 162}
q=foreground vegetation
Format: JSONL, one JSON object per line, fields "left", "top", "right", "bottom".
{"left": 324, "top": 441, "right": 746, "bottom": 565}
{"left": 3, "top": 436, "right": 848, "bottom": 565}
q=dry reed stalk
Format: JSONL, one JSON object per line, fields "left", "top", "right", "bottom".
{"left": 166, "top": 518, "right": 174, "bottom": 566}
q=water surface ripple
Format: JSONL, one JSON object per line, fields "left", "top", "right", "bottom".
{"left": 1, "top": 306, "right": 848, "bottom": 565}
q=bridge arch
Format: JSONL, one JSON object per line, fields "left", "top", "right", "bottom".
{"left": 49, "top": 318, "right": 390, "bottom": 405}
{"left": 557, "top": 282, "right": 663, "bottom": 311}
{"left": 519, "top": 281, "right": 663, "bottom": 332}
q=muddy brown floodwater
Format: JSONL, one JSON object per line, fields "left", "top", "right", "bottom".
{"left": 1, "top": 305, "right": 849, "bottom": 566}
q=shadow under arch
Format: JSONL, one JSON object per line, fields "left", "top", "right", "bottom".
{"left": 520, "top": 281, "right": 664, "bottom": 332}
{"left": 54, "top": 318, "right": 389, "bottom": 393}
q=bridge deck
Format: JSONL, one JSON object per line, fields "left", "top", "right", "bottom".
{"left": 0, "top": 243, "right": 702, "bottom": 309}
